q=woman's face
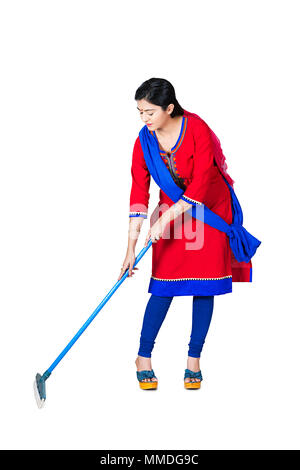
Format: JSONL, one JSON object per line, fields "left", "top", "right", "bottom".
{"left": 136, "top": 99, "right": 174, "bottom": 131}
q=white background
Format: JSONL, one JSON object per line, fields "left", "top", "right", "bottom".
{"left": 0, "top": 0, "right": 299, "bottom": 450}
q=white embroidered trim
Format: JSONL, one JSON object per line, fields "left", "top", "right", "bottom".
{"left": 151, "top": 275, "right": 232, "bottom": 281}
{"left": 180, "top": 195, "right": 203, "bottom": 205}
{"left": 129, "top": 211, "right": 148, "bottom": 216}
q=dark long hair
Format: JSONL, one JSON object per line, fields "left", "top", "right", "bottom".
{"left": 134, "top": 78, "right": 184, "bottom": 118}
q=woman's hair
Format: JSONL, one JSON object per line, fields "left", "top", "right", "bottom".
{"left": 134, "top": 78, "right": 184, "bottom": 118}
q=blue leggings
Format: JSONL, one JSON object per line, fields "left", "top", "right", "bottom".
{"left": 137, "top": 294, "right": 214, "bottom": 358}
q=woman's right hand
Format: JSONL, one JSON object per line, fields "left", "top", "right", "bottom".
{"left": 118, "top": 250, "right": 139, "bottom": 281}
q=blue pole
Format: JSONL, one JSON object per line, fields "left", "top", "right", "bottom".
{"left": 43, "top": 240, "right": 152, "bottom": 377}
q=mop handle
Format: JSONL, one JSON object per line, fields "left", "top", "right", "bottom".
{"left": 46, "top": 239, "right": 153, "bottom": 375}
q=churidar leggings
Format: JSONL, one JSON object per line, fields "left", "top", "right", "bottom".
{"left": 137, "top": 294, "right": 214, "bottom": 358}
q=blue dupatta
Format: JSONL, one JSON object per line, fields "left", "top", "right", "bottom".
{"left": 138, "top": 124, "right": 261, "bottom": 264}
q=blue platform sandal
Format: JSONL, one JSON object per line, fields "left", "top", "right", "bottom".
{"left": 136, "top": 369, "right": 158, "bottom": 390}
{"left": 184, "top": 368, "right": 203, "bottom": 389}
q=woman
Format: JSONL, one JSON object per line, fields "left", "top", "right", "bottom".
{"left": 118, "top": 78, "right": 251, "bottom": 390}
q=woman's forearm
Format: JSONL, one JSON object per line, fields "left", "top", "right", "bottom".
{"left": 127, "top": 216, "right": 144, "bottom": 252}
{"left": 161, "top": 199, "right": 193, "bottom": 226}
{"left": 142, "top": 199, "right": 195, "bottom": 247}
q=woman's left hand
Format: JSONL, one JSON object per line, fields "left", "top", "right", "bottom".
{"left": 144, "top": 219, "right": 166, "bottom": 247}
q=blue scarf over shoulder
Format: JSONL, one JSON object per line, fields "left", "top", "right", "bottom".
{"left": 139, "top": 125, "right": 261, "bottom": 263}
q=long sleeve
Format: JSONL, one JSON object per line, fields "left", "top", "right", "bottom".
{"left": 129, "top": 136, "right": 151, "bottom": 218}
{"left": 179, "top": 120, "right": 214, "bottom": 207}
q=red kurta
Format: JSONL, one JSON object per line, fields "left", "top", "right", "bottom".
{"left": 129, "top": 112, "right": 235, "bottom": 296}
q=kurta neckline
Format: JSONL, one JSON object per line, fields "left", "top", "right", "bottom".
{"left": 152, "top": 116, "right": 188, "bottom": 154}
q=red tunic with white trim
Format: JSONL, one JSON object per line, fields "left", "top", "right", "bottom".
{"left": 129, "top": 113, "right": 234, "bottom": 296}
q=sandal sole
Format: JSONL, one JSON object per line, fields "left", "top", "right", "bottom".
{"left": 184, "top": 381, "right": 201, "bottom": 389}
{"left": 139, "top": 381, "right": 158, "bottom": 390}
